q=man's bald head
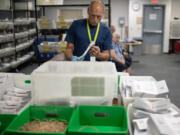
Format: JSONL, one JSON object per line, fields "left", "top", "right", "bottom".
{"left": 89, "top": 0, "right": 105, "bottom": 13}
{"left": 88, "top": 0, "right": 105, "bottom": 26}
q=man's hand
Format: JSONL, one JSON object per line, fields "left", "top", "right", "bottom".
{"left": 90, "top": 45, "right": 100, "bottom": 57}
{"left": 123, "top": 51, "right": 128, "bottom": 57}
{"left": 71, "top": 56, "right": 85, "bottom": 61}
{"left": 90, "top": 46, "right": 109, "bottom": 61}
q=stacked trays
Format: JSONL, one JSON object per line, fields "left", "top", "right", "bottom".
{"left": 2, "top": 105, "right": 128, "bottom": 135}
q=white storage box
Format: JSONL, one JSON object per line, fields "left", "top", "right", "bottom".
{"left": 37, "top": 20, "right": 56, "bottom": 29}
{"left": 32, "top": 61, "right": 117, "bottom": 106}
{"left": 38, "top": 42, "right": 61, "bottom": 53}
{"left": 56, "top": 20, "right": 72, "bottom": 29}
{"left": 37, "top": 0, "right": 63, "bottom": 5}
{"left": 119, "top": 76, "right": 169, "bottom": 108}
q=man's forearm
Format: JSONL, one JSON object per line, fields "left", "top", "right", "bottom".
{"left": 96, "top": 50, "right": 110, "bottom": 61}
{"left": 65, "top": 48, "right": 73, "bottom": 60}
{"left": 65, "top": 43, "right": 74, "bottom": 60}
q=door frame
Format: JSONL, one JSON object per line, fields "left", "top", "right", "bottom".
{"left": 142, "top": 4, "right": 165, "bottom": 54}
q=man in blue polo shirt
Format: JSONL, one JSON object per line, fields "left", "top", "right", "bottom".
{"left": 65, "top": 0, "right": 112, "bottom": 61}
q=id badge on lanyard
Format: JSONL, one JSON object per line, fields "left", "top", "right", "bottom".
{"left": 87, "top": 20, "right": 100, "bottom": 61}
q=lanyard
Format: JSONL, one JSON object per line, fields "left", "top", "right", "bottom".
{"left": 87, "top": 19, "right": 100, "bottom": 43}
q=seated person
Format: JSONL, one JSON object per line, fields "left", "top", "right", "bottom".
{"left": 110, "top": 25, "right": 115, "bottom": 35}
{"left": 110, "top": 33, "right": 132, "bottom": 73}
{"left": 122, "top": 50, "right": 132, "bottom": 73}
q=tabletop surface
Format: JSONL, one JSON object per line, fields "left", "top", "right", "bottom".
{"left": 120, "top": 42, "right": 142, "bottom": 46}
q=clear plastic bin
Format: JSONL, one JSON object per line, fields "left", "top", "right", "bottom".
{"left": 32, "top": 61, "right": 117, "bottom": 106}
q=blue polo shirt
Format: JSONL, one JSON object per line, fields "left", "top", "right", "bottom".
{"left": 65, "top": 19, "right": 112, "bottom": 61}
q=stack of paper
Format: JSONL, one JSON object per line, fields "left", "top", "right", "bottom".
{"left": 122, "top": 79, "right": 169, "bottom": 98}
{"left": 131, "top": 98, "right": 180, "bottom": 135}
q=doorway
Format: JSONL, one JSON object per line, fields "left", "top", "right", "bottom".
{"left": 143, "top": 5, "right": 165, "bottom": 54}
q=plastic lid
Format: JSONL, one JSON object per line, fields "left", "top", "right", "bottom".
{"left": 25, "top": 80, "right": 31, "bottom": 84}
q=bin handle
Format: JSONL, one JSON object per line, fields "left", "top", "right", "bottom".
{"left": 45, "top": 113, "right": 58, "bottom": 118}
{"left": 94, "top": 113, "right": 108, "bottom": 117}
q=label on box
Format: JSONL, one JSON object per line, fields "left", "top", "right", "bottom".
{"left": 90, "top": 56, "right": 96, "bottom": 62}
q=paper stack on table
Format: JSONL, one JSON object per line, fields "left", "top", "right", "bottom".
{"left": 131, "top": 98, "right": 180, "bottom": 135}
{"left": 122, "top": 79, "right": 169, "bottom": 98}
{"left": 148, "top": 114, "right": 180, "bottom": 135}
{"left": 0, "top": 74, "right": 31, "bottom": 114}
{"left": 132, "top": 98, "right": 171, "bottom": 113}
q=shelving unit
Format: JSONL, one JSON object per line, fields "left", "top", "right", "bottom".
{"left": 0, "top": 1, "right": 15, "bottom": 72}
{"left": 0, "top": 0, "right": 37, "bottom": 72}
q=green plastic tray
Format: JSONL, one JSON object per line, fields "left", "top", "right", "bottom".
{"left": 68, "top": 105, "right": 128, "bottom": 135}
{"left": 3, "top": 106, "right": 74, "bottom": 135}
{"left": 0, "top": 114, "right": 17, "bottom": 133}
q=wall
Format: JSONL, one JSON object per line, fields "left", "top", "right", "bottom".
{"left": 171, "top": 0, "right": 180, "bottom": 19}
{"left": 64, "top": 0, "right": 108, "bottom": 5}
{"left": 44, "top": 0, "right": 109, "bottom": 21}
{"left": 129, "top": 0, "right": 172, "bottom": 53}
{"left": 64, "top": 0, "right": 130, "bottom": 40}
{"left": 0, "top": 0, "right": 10, "bottom": 10}
{"left": 111, "top": 0, "right": 129, "bottom": 40}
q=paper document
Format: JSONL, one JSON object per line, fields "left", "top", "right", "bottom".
{"left": 148, "top": 114, "right": 179, "bottom": 135}
{"left": 133, "top": 98, "right": 171, "bottom": 113}
{"left": 122, "top": 79, "right": 169, "bottom": 98}
{"left": 156, "top": 80, "right": 169, "bottom": 95}
{"left": 133, "top": 118, "right": 149, "bottom": 131}
{"left": 134, "top": 125, "right": 150, "bottom": 135}
{"left": 78, "top": 41, "right": 94, "bottom": 60}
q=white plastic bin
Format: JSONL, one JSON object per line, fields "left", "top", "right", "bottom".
{"left": 32, "top": 61, "right": 117, "bottom": 106}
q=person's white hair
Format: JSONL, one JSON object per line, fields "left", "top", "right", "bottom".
{"left": 112, "top": 33, "right": 120, "bottom": 38}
